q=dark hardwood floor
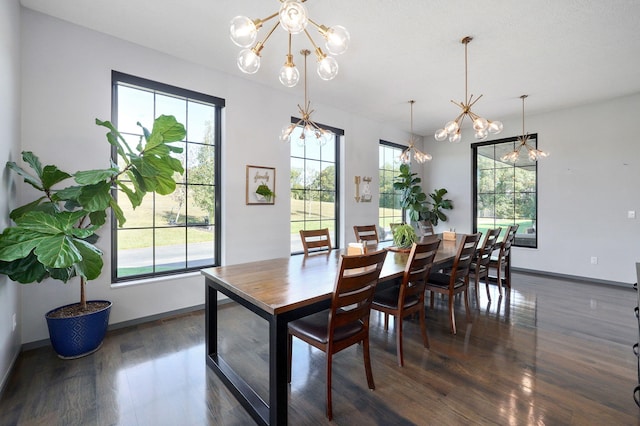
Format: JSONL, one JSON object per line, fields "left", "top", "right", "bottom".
{"left": 1, "top": 272, "right": 639, "bottom": 425}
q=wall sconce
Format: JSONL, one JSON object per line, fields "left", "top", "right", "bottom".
{"left": 354, "top": 176, "right": 372, "bottom": 202}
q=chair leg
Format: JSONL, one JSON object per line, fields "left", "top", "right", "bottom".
{"left": 396, "top": 315, "right": 404, "bottom": 367}
{"left": 448, "top": 294, "right": 456, "bottom": 334}
{"left": 326, "top": 352, "right": 333, "bottom": 420}
{"left": 363, "top": 336, "right": 375, "bottom": 390}
{"left": 419, "top": 306, "right": 429, "bottom": 349}
{"left": 429, "top": 291, "right": 435, "bottom": 308}
{"left": 384, "top": 313, "right": 389, "bottom": 330}
{"left": 496, "top": 260, "right": 504, "bottom": 297}
{"left": 485, "top": 273, "right": 492, "bottom": 301}
{"left": 463, "top": 282, "right": 471, "bottom": 323}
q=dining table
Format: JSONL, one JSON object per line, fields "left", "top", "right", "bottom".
{"left": 202, "top": 234, "right": 463, "bottom": 425}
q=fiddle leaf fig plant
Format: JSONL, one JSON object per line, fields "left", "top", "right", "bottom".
{"left": 0, "top": 115, "right": 186, "bottom": 312}
{"left": 393, "top": 163, "right": 427, "bottom": 222}
{"left": 422, "top": 188, "right": 453, "bottom": 226}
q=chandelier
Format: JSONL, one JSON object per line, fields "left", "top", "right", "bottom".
{"left": 501, "top": 95, "right": 549, "bottom": 162}
{"left": 280, "top": 49, "right": 333, "bottom": 145}
{"left": 229, "top": 0, "right": 350, "bottom": 87}
{"left": 434, "top": 36, "right": 503, "bottom": 143}
{"left": 400, "top": 100, "right": 432, "bottom": 164}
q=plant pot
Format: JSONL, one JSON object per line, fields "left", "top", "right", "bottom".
{"left": 45, "top": 300, "right": 112, "bottom": 359}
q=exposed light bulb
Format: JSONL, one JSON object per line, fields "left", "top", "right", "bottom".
{"left": 279, "top": 1, "right": 308, "bottom": 34}
{"left": 324, "top": 25, "right": 350, "bottom": 55}
{"left": 237, "top": 49, "right": 261, "bottom": 74}
{"left": 229, "top": 16, "right": 257, "bottom": 47}
{"left": 317, "top": 55, "right": 338, "bottom": 80}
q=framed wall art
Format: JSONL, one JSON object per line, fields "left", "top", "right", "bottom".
{"left": 246, "top": 165, "right": 276, "bottom": 205}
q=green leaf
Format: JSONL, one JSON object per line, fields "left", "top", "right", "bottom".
{"left": 110, "top": 197, "right": 126, "bottom": 227}
{"left": 0, "top": 253, "right": 49, "bottom": 283}
{"left": 0, "top": 227, "right": 47, "bottom": 262}
{"left": 41, "top": 165, "right": 72, "bottom": 190}
{"left": 9, "top": 197, "right": 49, "bottom": 221}
{"left": 34, "top": 235, "right": 82, "bottom": 269}
{"left": 74, "top": 168, "right": 119, "bottom": 185}
{"left": 54, "top": 185, "right": 83, "bottom": 203}
{"left": 78, "top": 181, "right": 112, "bottom": 212}
{"left": 74, "top": 238, "right": 103, "bottom": 280}
{"left": 7, "top": 160, "right": 43, "bottom": 191}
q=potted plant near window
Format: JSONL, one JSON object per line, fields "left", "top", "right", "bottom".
{"left": 422, "top": 188, "right": 453, "bottom": 226}
{"left": 393, "top": 163, "right": 427, "bottom": 222}
{"left": 0, "top": 115, "right": 186, "bottom": 358}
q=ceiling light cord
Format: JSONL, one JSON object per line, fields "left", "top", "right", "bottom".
{"left": 400, "top": 100, "right": 432, "bottom": 164}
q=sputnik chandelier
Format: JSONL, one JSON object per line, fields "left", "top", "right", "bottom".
{"left": 229, "top": 0, "right": 350, "bottom": 87}
{"left": 501, "top": 95, "right": 549, "bottom": 162}
{"left": 280, "top": 49, "right": 333, "bottom": 146}
{"left": 400, "top": 100, "right": 432, "bottom": 164}
{"left": 435, "top": 36, "right": 503, "bottom": 143}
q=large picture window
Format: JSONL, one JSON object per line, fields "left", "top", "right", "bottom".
{"left": 379, "top": 141, "right": 404, "bottom": 241}
{"left": 472, "top": 134, "right": 539, "bottom": 248}
{"left": 111, "top": 71, "right": 224, "bottom": 281}
{"left": 290, "top": 123, "right": 342, "bottom": 254}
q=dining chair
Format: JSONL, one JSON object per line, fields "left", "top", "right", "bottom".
{"left": 299, "top": 228, "right": 332, "bottom": 255}
{"left": 371, "top": 239, "right": 441, "bottom": 366}
{"left": 469, "top": 227, "right": 502, "bottom": 300}
{"left": 425, "top": 233, "right": 481, "bottom": 334}
{"left": 488, "top": 224, "right": 519, "bottom": 296}
{"left": 417, "top": 220, "right": 435, "bottom": 237}
{"left": 287, "top": 249, "right": 387, "bottom": 420}
{"left": 353, "top": 224, "right": 379, "bottom": 246}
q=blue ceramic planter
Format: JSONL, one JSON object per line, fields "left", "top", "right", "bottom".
{"left": 45, "top": 300, "right": 112, "bottom": 359}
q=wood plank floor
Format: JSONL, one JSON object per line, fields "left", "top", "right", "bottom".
{"left": 1, "top": 272, "right": 639, "bottom": 425}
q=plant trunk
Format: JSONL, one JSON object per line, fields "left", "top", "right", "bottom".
{"left": 80, "top": 276, "right": 87, "bottom": 311}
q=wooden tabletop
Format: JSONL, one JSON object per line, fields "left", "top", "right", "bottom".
{"left": 201, "top": 234, "right": 462, "bottom": 316}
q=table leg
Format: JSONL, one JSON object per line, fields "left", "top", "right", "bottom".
{"left": 270, "top": 314, "right": 289, "bottom": 425}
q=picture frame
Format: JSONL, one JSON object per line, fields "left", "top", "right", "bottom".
{"left": 246, "top": 165, "right": 276, "bottom": 205}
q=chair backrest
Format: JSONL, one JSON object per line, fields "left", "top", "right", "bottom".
{"left": 417, "top": 220, "right": 435, "bottom": 237}
{"left": 330, "top": 250, "right": 387, "bottom": 334}
{"left": 401, "top": 239, "right": 441, "bottom": 299}
{"left": 476, "top": 227, "right": 502, "bottom": 267}
{"left": 300, "top": 228, "right": 332, "bottom": 255}
{"left": 449, "top": 233, "right": 482, "bottom": 284}
{"left": 499, "top": 224, "right": 519, "bottom": 259}
{"left": 353, "top": 225, "right": 379, "bottom": 246}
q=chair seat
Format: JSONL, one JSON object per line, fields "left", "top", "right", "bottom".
{"left": 428, "top": 272, "right": 466, "bottom": 289}
{"left": 288, "top": 309, "right": 364, "bottom": 344}
{"left": 372, "top": 287, "right": 420, "bottom": 310}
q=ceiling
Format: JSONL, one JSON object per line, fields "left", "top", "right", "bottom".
{"left": 20, "top": 0, "right": 640, "bottom": 137}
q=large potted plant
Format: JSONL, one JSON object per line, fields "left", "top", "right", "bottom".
{"left": 422, "top": 188, "right": 453, "bottom": 226}
{"left": 0, "top": 115, "right": 186, "bottom": 358}
{"left": 393, "top": 163, "right": 427, "bottom": 222}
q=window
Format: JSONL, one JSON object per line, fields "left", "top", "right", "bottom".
{"left": 111, "top": 71, "right": 224, "bottom": 281}
{"left": 379, "top": 141, "right": 404, "bottom": 241}
{"left": 290, "top": 123, "right": 342, "bottom": 254}
{"left": 472, "top": 134, "right": 539, "bottom": 248}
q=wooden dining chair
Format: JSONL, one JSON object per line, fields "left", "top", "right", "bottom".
{"left": 425, "top": 233, "right": 481, "bottom": 334}
{"left": 353, "top": 224, "right": 379, "bottom": 246}
{"left": 371, "top": 239, "right": 441, "bottom": 366}
{"left": 417, "top": 220, "right": 435, "bottom": 237}
{"left": 287, "top": 249, "right": 387, "bottom": 420}
{"left": 488, "top": 224, "right": 519, "bottom": 296}
{"left": 470, "top": 227, "right": 502, "bottom": 300}
{"left": 299, "top": 228, "right": 332, "bottom": 255}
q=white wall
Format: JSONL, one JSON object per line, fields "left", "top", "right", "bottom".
{"left": 0, "top": 0, "right": 22, "bottom": 391}
{"left": 425, "top": 93, "right": 640, "bottom": 284}
{"left": 18, "top": 9, "right": 409, "bottom": 344}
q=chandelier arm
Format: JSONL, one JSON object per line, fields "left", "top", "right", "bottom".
{"left": 303, "top": 28, "right": 327, "bottom": 60}
{"left": 252, "top": 20, "right": 281, "bottom": 55}
{"left": 467, "top": 93, "right": 484, "bottom": 109}
{"left": 254, "top": 11, "right": 279, "bottom": 29}
{"left": 307, "top": 18, "right": 328, "bottom": 35}
{"left": 450, "top": 100, "right": 465, "bottom": 109}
